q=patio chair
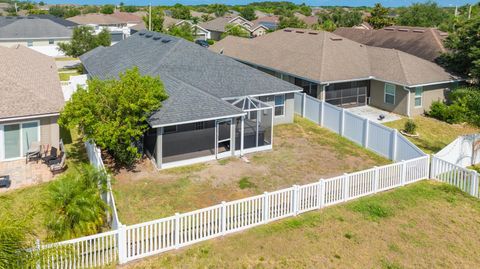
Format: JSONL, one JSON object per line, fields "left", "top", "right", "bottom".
{"left": 26, "top": 141, "right": 41, "bottom": 163}
{"left": 42, "top": 147, "right": 58, "bottom": 164}
{"left": 50, "top": 152, "right": 67, "bottom": 174}
{"left": 0, "top": 175, "right": 10, "bottom": 188}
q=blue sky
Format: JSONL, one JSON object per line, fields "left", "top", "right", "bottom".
{"left": 44, "top": 0, "right": 479, "bottom": 7}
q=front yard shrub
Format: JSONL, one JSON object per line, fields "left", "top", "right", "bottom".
{"left": 44, "top": 165, "right": 108, "bottom": 241}
{"left": 427, "top": 87, "right": 480, "bottom": 125}
{"left": 404, "top": 119, "right": 417, "bottom": 134}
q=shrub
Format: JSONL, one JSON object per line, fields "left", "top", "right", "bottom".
{"left": 206, "top": 39, "right": 215, "bottom": 45}
{"left": 404, "top": 119, "right": 417, "bottom": 134}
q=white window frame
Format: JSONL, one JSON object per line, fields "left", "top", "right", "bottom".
{"left": 0, "top": 120, "right": 40, "bottom": 161}
{"left": 384, "top": 83, "right": 396, "bottom": 105}
{"left": 414, "top": 87, "right": 423, "bottom": 107}
{"left": 274, "top": 94, "right": 286, "bottom": 117}
{"left": 27, "top": 40, "right": 33, "bottom": 47}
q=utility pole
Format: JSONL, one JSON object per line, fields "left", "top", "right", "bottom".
{"left": 149, "top": 3, "right": 152, "bottom": 31}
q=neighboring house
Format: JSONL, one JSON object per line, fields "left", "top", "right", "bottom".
{"left": 294, "top": 12, "right": 318, "bottom": 27}
{"left": 67, "top": 12, "right": 142, "bottom": 43}
{"left": 0, "top": 16, "right": 72, "bottom": 57}
{"left": 352, "top": 21, "right": 373, "bottom": 30}
{"left": 199, "top": 15, "right": 268, "bottom": 40}
{"left": 0, "top": 45, "right": 64, "bottom": 162}
{"left": 252, "top": 15, "right": 280, "bottom": 30}
{"left": 333, "top": 26, "right": 448, "bottom": 62}
{"left": 210, "top": 28, "right": 461, "bottom": 117}
{"left": 80, "top": 30, "right": 301, "bottom": 169}
{"left": 130, "top": 17, "right": 211, "bottom": 40}
{"left": 28, "top": 14, "right": 78, "bottom": 28}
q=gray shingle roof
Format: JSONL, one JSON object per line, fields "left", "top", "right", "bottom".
{"left": 80, "top": 30, "right": 300, "bottom": 127}
{"left": 0, "top": 16, "right": 72, "bottom": 39}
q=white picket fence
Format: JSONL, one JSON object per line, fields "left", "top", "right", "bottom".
{"left": 431, "top": 155, "right": 479, "bottom": 198}
{"left": 37, "top": 155, "right": 429, "bottom": 267}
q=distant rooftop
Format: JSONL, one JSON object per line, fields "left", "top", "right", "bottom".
{"left": 0, "top": 16, "right": 72, "bottom": 39}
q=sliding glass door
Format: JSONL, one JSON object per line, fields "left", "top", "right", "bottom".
{"left": 2, "top": 121, "right": 39, "bottom": 160}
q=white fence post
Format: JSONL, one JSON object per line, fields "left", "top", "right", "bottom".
{"left": 363, "top": 118, "right": 369, "bottom": 148}
{"left": 35, "top": 239, "right": 41, "bottom": 269}
{"left": 292, "top": 185, "right": 299, "bottom": 216}
{"left": 174, "top": 213, "right": 180, "bottom": 249}
{"left": 343, "top": 173, "right": 349, "bottom": 201}
{"left": 401, "top": 160, "right": 407, "bottom": 186}
{"left": 340, "top": 109, "right": 345, "bottom": 136}
{"left": 221, "top": 201, "right": 226, "bottom": 236}
{"left": 391, "top": 129, "right": 398, "bottom": 161}
{"left": 118, "top": 225, "right": 127, "bottom": 264}
{"left": 471, "top": 171, "right": 478, "bottom": 197}
{"left": 320, "top": 101, "right": 325, "bottom": 127}
{"left": 318, "top": 179, "right": 324, "bottom": 209}
{"left": 430, "top": 155, "right": 436, "bottom": 180}
{"left": 374, "top": 166, "right": 379, "bottom": 193}
{"left": 302, "top": 93, "right": 306, "bottom": 117}
{"left": 263, "top": 192, "right": 269, "bottom": 223}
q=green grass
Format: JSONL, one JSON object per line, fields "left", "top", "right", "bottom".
{"left": 59, "top": 71, "right": 80, "bottom": 81}
{"left": 238, "top": 177, "right": 256, "bottom": 189}
{"left": 123, "top": 181, "right": 480, "bottom": 268}
{"left": 55, "top": 57, "right": 79, "bottom": 61}
{"left": 384, "top": 116, "right": 480, "bottom": 154}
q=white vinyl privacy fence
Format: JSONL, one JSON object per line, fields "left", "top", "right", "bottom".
{"left": 431, "top": 155, "right": 479, "bottom": 198}
{"left": 37, "top": 156, "right": 430, "bottom": 267}
{"left": 294, "top": 93, "right": 426, "bottom": 161}
{"left": 434, "top": 134, "right": 480, "bottom": 168}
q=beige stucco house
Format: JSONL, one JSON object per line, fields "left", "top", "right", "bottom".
{"left": 199, "top": 15, "right": 268, "bottom": 41}
{"left": 210, "top": 28, "right": 461, "bottom": 117}
{"left": 0, "top": 45, "right": 64, "bottom": 162}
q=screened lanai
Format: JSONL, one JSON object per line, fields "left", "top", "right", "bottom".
{"left": 144, "top": 96, "right": 273, "bottom": 169}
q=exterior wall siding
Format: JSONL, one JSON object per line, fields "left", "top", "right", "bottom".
{"left": 0, "top": 38, "right": 70, "bottom": 47}
{"left": 409, "top": 83, "right": 450, "bottom": 116}
{"left": 369, "top": 80, "right": 408, "bottom": 116}
{"left": 258, "top": 93, "right": 295, "bottom": 125}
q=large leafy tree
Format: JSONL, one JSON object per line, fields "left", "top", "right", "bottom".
{"left": 368, "top": 3, "right": 394, "bottom": 29}
{"left": 240, "top": 6, "right": 257, "bottom": 21}
{"left": 143, "top": 6, "right": 164, "bottom": 32}
{"left": 438, "top": 16, "right": 480, "bottom": 83}
{"left": 397, "top": 1, "right": 450, "bottom": 27}
{"left": 209, "top": 4, "right": 228, "bottom": 17}
{"left": 45, "top": 165, "right": 108, "bottom": 240}
{"left": 100, "top": 4, "right": 115, "bottom": 14}
{"left": 167, "top": 23, "right": 195, "bottom": 41}
{"left": 58, "top": 26, "right": 111, "bottom": 58}
{"left": 278, "top": 15, "right": 307, "bottom": 29}
{"left": 222, "top": 24, "right": 251, "bottom": 38}
{"left": 318, "top": 8, "right": 362, "bottom": 28}
{"left": 59, "top": 68, "right": 168, "bottom": 166}
{"left": 171, "top": 3, "right": 191, "bottom": 20}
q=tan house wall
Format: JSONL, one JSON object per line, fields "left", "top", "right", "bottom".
{"left": 251, "top": 27, "right": 267, "bottom": 37}
{"left": 0, "top": 38, "right": 70, "bottom": 47}
{"left": 409, "top": 83, "right": 451, "bottom": 116}
{"left": 258, "top": 93, "right": 295, "bottom": 125}
{"left": 40, "top": 115, "right": 60, "bottom": 149}
{"left": 369, "top": 80, "right": 409, "bottom": 115}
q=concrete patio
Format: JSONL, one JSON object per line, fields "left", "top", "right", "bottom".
{"left": 0, "top": 159, "right": 54, "bottom": 192}
{"left": 347, "top": 105, "right": 402, "bottom": 123}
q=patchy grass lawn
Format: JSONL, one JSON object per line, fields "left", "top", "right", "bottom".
{"left": 0, "top": 127, "right": 88, "bottom": 242}
{"left": 59, "top": 71, "right": 80, "bottom": 81}
{"left": 120, "top": 181, "right": 480, "bottom": 269}
{"left": 55, "top": 57, "right": 79, "bottom": 61}
{"left": 113, "top": 116, "right": 390, "bottom": 225}
{"left": 384, "top": 116, "right": 480, "bottom": 154}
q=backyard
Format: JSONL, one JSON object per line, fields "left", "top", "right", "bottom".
{"left": 113, "top": 116, "right": 390, "bottom": 225}
{"left": 119, "top": 181, "right": 480, "bottom": 269}
{"left": 384, "top": 116, "right": 480, "bottom": 154}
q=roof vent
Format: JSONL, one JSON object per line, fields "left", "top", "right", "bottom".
{"left": 139, "top": 32, "right": 145, "bottom": 36}
{"left": 308, "top": 32, "right": 318, "bottom": 35}
{"left": 161, "top": 39, "right": 171, "bottom": 43}
{"left": 398, "top": 28, "right": 409, "bottom": 32}
{"left": 330, "top": 37, "right": 343, "bottom": 41}
{"left": 153, "top": 36, "right": 161, "bottom": 40}
{"left": 145, "top": 34, "right": 153, "bottom": 38}
{"left": 384, "top": 27, "right": 395, "bottom": 31}
{"left": 5, "top": 16, "right": 12, "bottom": 19}
{"left": 412, "top": 29, "right": 425, "bottom": 33}
{"left": 295, "top": 30, "right": 305, "bottom": 34}
{"left": 283, "top": 29, "right": 293, "bottom": 32}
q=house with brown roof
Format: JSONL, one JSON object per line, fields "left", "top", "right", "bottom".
{"left": 199, "top": 15, "right": 268, "bottom": 41}
{"left": 210, "top": 28, "right": 461, "bottom": 117}
{"left": 0, "top": 45, "right": 64, "bottom": 162}
{"left": 333, "top": 26, "right": 447, "bottom": 62}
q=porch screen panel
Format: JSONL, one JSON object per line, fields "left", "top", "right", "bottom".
{"left": 162, "top": 121, "right": 215, "bottom": 163}
{"left": 259, "top": 108, "right": 272, "bottom": 146}
{"left": 4, "top": 124, "right": 21, "bottom": 159}
{"left": 243, "top": 110, "right": 259, "bottom": 149}
{"left": 22, "top": 122, "right": 39, "bottom": 155}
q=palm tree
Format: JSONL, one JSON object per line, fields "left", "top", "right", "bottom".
{"left": 0, "top": 212, "right": 36, "bottom": 269}
{"left": 45, "top": 165, "right": 108, "bottom": 241}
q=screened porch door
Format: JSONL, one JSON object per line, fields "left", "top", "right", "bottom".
{"left": 215, "top": 119, "right": 232, "bottom": 159}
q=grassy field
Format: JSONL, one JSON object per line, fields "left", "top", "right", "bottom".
{"left": 113, "top": 116, "right": 390, "bottom": 225}
{"left": 384, "top": 116, "right": 480, "bottom": 154}
{"left": 59, "top": 71, "right": 81, "bottom": 81}
{"left": 120, "top": 181, "right": 480, "bottom": 269}
{"left": 0, "top": 128, "right": 88, "bottom": 242}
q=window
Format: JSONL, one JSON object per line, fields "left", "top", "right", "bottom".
{"left": 414, "top": 87, "right": 423, "bottom": 107}
{"left": 2, "top": 121, "right": 39, "bottom": 159}
{"left": 27, "top": 40, "right": 33, "bottom": 47}
{"left": 274, "top": 94, "right": 285, "bottom": 116}
{"left": 163, "top": 125, "right": 177, "bottom": 134}
{"left": 48, "top": 39, "right": 54, "bottom": 45}
{"left": 384, "top": 83, "right": 396, "bottom": 105}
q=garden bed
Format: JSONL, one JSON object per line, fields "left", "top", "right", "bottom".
{"left": 113, "top": 116, "right": 390, "bottom": 225}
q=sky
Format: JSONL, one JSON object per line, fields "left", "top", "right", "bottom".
{"left": 44, "top": 0, "right": 479, "bottom": 7}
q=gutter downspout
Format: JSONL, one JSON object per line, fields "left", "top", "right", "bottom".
{"left": 403, "top": 86, "right": 411, "bottom": 118}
